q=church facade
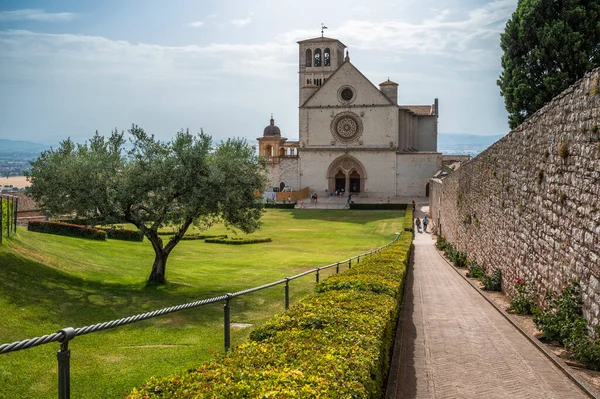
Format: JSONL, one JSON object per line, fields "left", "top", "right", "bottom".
{"left": 258, "top": 36, "right": 442, "bottom": 198}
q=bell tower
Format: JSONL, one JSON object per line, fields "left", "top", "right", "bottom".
{"left": 297, "top": 36, "right": 346, "bottom": 105}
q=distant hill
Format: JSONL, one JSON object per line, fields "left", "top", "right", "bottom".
{"left": 438, "top": 133, "right": 505, "bottom": 157}
{"left": 0, "top": 139, "right": 51, "bottom": 153}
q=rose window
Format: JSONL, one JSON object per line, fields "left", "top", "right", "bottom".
{"left": 330, "top": 112, "right": 363, "bottom": 143}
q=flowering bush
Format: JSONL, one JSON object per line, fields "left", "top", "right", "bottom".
{"left": 509, "top": 278, "right": 537, "bottom": 315}
{"left": 482, "top": 268, "right": 502, "bottom": 291}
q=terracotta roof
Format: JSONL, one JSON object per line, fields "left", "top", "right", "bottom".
{"left": 297, "top": 37, "right": 346, "bottom": 47}
{"left": 13, "top": 192, "right": 40, "bottom": 212}
{"left": 379, "top": 79, "right": 398, "bottom": 86}
{"left": 399, "top": 105, "right": 435, "bottom": 116}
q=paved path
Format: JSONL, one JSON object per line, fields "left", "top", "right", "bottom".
{"left": 386, "top": 208, "right": 589, "bottom": 399}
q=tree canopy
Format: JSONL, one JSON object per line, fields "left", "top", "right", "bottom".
{"left": 26, "top": 125, "right": 267, "bottom": 283}
{"left": 498, "top": 0, "right": 600, "bottom": 129}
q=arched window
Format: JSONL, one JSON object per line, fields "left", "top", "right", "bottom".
{"left": 305, "top": 49, "right": 312, "bottom": 67}
{"left": 324, "top": 48, "right": 330, "bottom": 66}
{"left": 279, "top": 148, "right": 285, "bottom": 156}
{"left": 314, "top": 49, "right": 322, "bottom": 67}
{"left": 265, "top": 145, "right": 273, "bottom": 157}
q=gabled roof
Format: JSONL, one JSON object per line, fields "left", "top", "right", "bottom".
{"left": 300, "top": 59, "right": 395, "bottom": 107}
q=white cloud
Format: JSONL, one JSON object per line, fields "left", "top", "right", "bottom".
{"left": 275, "top": 0, "right": 515, "bottom": 70}
{"left": 0, "top": 9, "right": 76, "bottom": 22}
{"left": 187, "top": 21, "right": 204, "bottom": 28}
{"left": 229, "top": 12, "right": 254, "bottom": 28}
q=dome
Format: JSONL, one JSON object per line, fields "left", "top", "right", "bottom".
{"left": 263, "top": 116, "right": 281, "bottom": 136}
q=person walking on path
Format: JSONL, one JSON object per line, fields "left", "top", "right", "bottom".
{"left": 423, "top": 216, "right": 429, "bottom": 233}
{"left": 415, "top": 217, "right": 421, "bottom": 232}
{"left": 412, "top": 200, "right": 416, "bottom": 212}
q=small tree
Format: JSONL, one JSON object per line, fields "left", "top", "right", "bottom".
{"left": 26, "top": 125, "right": 267, "bottom": 284}
{"left": 498, "top": 0, "right": 600, "bottom": 129}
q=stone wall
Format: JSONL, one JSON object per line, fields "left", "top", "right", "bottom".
{"left": 429, "top": 68, "right": 600, "bottom": 327}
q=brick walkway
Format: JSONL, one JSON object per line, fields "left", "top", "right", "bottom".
{"left": 386, "top": 212, "right": 589, "bottom": 399}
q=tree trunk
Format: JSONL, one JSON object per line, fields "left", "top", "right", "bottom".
{"left": 148, "top": 250, "right": 168, "bottom": 284}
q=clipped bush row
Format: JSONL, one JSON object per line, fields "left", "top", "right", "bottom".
{"left": 404, "top": 208, "right": 413, "bottom": 231}
{"left": 28, "top": 220, "right": 106, "bottom": 241}
{"left": 181, "top": 234, "right": 227, "bottom": 241}
{"left": 349, "top": 203, "right": 407, "bottom": 210}
{"left": 97, "top": 227, "right": 144, "bottom": 242}
{"left": 204, "top": 237, "right": 272, "bottom": 245}
{"left": 264, "top": 202, "right": 296, "bottom": 209}
{"left": 127, "top": 230, "right": 413, "bottom": 398}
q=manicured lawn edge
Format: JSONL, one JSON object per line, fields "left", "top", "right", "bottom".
{"left": 127, "top": 229, "right": 413, "bottom": 398}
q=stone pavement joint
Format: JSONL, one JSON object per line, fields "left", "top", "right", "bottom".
{"left": 385, "top": 204, "right": 591, "bottom": 399}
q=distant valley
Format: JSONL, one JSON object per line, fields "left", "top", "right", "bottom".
{"left": 0, "top": 139, "right": 52, "bottom": 178}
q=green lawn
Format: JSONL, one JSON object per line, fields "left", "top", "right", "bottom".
{"left": 0, "top": 209, "right": 404, "bottom": 398}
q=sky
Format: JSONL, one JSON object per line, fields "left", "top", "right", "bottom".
{"left": 0, "top": 0, "right": 517, "bottom": 145}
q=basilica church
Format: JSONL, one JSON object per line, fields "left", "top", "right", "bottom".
{"left": 257, "top": 36, "right": 442, "bottom": 198}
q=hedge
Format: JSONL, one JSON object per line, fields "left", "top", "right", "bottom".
{"left": 264, "top": 202, "right": 296, "bottom": 209}
{"left": 204, "top": 237, "right": 272, "bottom": 245}
{"left": 181, "top": 234, "right": 228, "bottom": 241}
{"left": 28, "top": 221, "right": 107, "bottom": 241}
{"left": 404, "top": 208, "right": 413, "bottom": 232}
{"left": 349, "top": 203, "right": 407, "bottom": 210}
{"left": 97, "top": 227, "right": 144, "bottom": 242}
{"left": 127, "top": 230, "right": 413, "bottom": 398}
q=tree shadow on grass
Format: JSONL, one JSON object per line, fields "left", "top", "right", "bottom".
{"left": 0, "top": 250, "right": 230, "bottom": 336}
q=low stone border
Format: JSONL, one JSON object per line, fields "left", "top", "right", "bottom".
{"left": 435, "top": 242, "right": 600, "bottom": 399}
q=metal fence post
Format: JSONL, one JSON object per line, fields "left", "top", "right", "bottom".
{"left": 348, "top": 259, "right": 352, "bottom": 269}
{"left": 13, "top": 197, "right": 18, "bottom": 232}
{"left": 357, "top": 256, "right": 360, "bottom": 264}
{"left": 315, "top": 268, "right": 320, "bottom": 283}
{"left": 336, "top": 262, "right": 339, "bottom": 274}
{"left": 224, "top": 294, "right": 231, "bottom": 352}
{"left": 57, "top": 327, "right": 76, "bottom": 399}
{"left": 284, "top": 278, "right": 289, "bottom": 310}
{"left": 0, "top": 196, "right": 3, "bottom": 244}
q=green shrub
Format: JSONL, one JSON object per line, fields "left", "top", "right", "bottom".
{"left": 127, "top": 230, "right": 412, "bottom": 398}
{"left": 435, "top": 236, "right": 448, "bottom": 251}
{"left": 509, "top": 278, "right": 537, "bottom": 315}
{"left": 454, "top": 251, "right": 468, "bottom": 268}
{"left": 534, "top": 281, "right": 585, "bottom": 344}
{"left": 97, "top": 227, "right": 143, "bottom": 242}
{"left": 28, "top": 221, "right": 106, "bottom": 241}
{"left": 204, "top": 237, "right": 271, "bottom": 245}
{"left": 349, "top": 203, "right": 407, "bottom": 210}
{"left": 482, "top": 268, "right": 502, "bottom": 291}
{"left": 467, "top": 259, "right": 486, "bottom": 279}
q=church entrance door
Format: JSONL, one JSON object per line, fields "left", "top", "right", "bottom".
{"left": 335, "top": 171, "right": 346, "bottom": 193}
{"left": 349, "top": 171, "right": 360, "bottom": 193}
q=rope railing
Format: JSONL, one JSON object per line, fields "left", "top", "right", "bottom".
{"left": 0, "top": 231, "right": 402, "bottom": 399}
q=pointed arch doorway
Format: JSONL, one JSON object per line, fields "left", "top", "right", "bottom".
{"left": 326, "top": 155, "right": 367, "bottom": 194}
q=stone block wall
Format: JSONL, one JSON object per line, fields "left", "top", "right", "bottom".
{"left": 429, "top": 68, "right": 600, "bottom": 326}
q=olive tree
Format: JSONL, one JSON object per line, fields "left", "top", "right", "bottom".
{"left": 26, "top": 125, "right": 267, "bottom": 284}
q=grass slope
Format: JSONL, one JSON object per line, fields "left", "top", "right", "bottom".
{"left": 0, "top": 209, "right": 403, "bottom": 398}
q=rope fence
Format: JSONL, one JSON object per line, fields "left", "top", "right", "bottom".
{"left": 0, "top": 232, "right": 401, "bottom": 399}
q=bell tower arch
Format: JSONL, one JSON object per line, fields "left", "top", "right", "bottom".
{"left": 297, "top": 37, "right": 346, "bottom": 106}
